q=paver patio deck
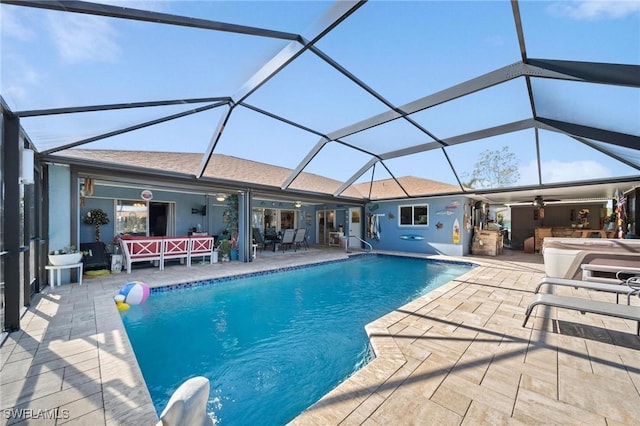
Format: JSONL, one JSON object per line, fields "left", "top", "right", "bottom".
{"left": 1, "top": 247, "right": 639, "bottom": 425}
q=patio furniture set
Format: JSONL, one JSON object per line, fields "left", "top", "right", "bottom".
{"left": 253, "top": 228, "right": 309, "bottom": 253}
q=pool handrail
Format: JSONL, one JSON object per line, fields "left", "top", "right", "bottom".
{"left": 347, "top": 234, "right": 372, "bottom": 252}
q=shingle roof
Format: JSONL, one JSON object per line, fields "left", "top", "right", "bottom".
{"left": 59, "top": 149, "right": 455, "bottom": 201}
{"left": 353, "top": 176, "right": 461, "bottom": 200}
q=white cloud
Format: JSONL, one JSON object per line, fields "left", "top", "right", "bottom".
{"left": 47, "top": 14, "right": 120, "bottom": 63}
{"left": 548, "top": 0, "right": 640, "bottom": 21}
{"left": 2, "top": 55, "right": 43, "bottom": 106}
{"left": 519, "top": 159, "right": 612, "bottom": 185}
{"left": 1, "top": 6, "right": 36, "bottom": 41}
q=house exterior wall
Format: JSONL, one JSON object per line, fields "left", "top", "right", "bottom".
{"left": 364, "top": 197, "right": 472, "bottom": 256}
{"left": 80, "top": 184, "right": 212, "bottom": 244}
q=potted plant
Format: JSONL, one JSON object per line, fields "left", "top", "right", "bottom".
{"left": 217, "top": 239, "right": 231, "bottom": 262}
{"left": 84, "top": 208, "right": 110, "bottom": 241}
{"left": 48, "top": 245, "right": 83, "bottom": 266}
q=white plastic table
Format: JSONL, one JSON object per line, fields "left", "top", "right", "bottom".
{"left": 45, "top": 262, "right": 83, "bottom": 287}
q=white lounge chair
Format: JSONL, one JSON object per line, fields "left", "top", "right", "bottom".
{"left": 522, "top": 293, "right": 640, "bottom": 336}
{"left": 535, "top": 276, "right": 640, "bottom": 305}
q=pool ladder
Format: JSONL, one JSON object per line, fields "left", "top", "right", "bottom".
{"left": 346, "top": 234, "right": 373, "bottom": 252}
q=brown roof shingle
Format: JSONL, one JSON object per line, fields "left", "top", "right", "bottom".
{"left": 57, "top": 149, "right": 459, "bottom": 200}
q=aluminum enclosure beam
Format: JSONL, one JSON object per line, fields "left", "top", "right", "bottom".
{"left": 232, "top": 1, "right": 365, "bottom": 103}
{"left": 325, "top": 62, "right": 552, "bottom": 143}
{"left": 41, "top": 102, "right": 226, "bottom": 155}
{"left": 217, "top": 1, "right": 365, "bottom": 188}
{"left": 280, "top": 138, "right": 330, "bottom": 189}
{"left": 4, "top": 0, "right": 299, "bottom": 41}
{"left": 333, "top": 158, "right": 378, "bottom": 197}
{"left": 380, "top": 119, "right": 536, "bottom": 161}
{"left": 537, "top": 117, "right": 640, "bottom": 151}
{"left": 196, "top": 105, "right": 233, "bottom": 178}
{"left": 15, "top": 97, "right": 231, "bottom": 118}
{"left": 336, "top": 119, "right": 537, "bottom": 196}
{"left": 2, "top": 111, "right": 21, "bottom": 331}
{"left": 528, "top": 59, "right": 640, "bottom": 88}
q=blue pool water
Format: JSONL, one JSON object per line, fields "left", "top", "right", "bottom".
{"left": 121, "top": 255, "right": 472, "bottom": 425}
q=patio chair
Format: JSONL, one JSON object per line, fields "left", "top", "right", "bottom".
{"left": 522, "top": 293, "right": 640, "bottom": 336}
{"left": 535, "top": 276, "right": 640, "bottom": 305}
{"left": 293, "top": 228, "right": 308, "bottom": 251}
{"left": 252, "top": 227, "right": 267, "bottom": 252}
{"left": 263, "top": 227, "right": 281, "bottom": 252}
{"left": 280, "top": 229, "right": 296, "bottom": 252}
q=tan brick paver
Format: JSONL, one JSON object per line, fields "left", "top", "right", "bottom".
{"left": 2, "top": 248, "right": 639, "bottom": 425}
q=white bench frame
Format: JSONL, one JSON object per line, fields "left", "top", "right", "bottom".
{"left": 119, "top": 236, "right": 215, "bottom": 273}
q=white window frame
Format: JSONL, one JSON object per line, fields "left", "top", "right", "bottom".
{"left": 398, "top": 204, "right": 429, "bottom": 227}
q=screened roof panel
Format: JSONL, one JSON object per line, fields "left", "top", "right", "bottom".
{"left": 381, "top": 150, "right": 462, "bottom": 197}
{"left": 532, "top": 78, "right": 640, "bottom": 136}
{"left": 408, "top": 78, "right": 533, "bottom": 141}
{"left": 0, "top": 2, "right": 290, "bottom": 110}
{"left": 588, "top": 138, "right": 640, "bottom": 170}
{"left": 538, "top": 129, "right": 640, "bottom": 183}
{"left": 2, "top": 0, "right": 638, "bottom": 205}
{"left": 315, "top": 0, "right": 522, "bottom": 106}
{"left": 520, "top": 1, "right": 640, "bottom": 64}
{"left": 446, "top": 129, "right": 540, "bottom": 189}
{"left": 73, "top": 105, "right": 227, "bottom": 154}
{"left": 340, "top": 116, "right": 435, "bottom": 154}
{"left": 242, "top": 49, "right": 389, "bottom": 134}
{"left": 300, "top": 141, "right": 374, "bottom": 184}
{"left": 20, "top": 102, "right": 226, "bottom": 152}
{"left": 215, "top": 105, "right": 321, "bottom": 170}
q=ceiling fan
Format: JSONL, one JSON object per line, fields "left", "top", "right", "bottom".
{"left": 533, "top": 195, "right": 561, "bottom": 207}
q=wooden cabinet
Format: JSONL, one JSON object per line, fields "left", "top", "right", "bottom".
{"left": 534, "top": 228, "right": 553, "bottom": 253}
{"left": 472, "top": 228, "right": 503, "bottom": 256}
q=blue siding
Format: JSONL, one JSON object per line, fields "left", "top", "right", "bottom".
{"left": 364, "top": 197, "right": 472, "bottom": 256}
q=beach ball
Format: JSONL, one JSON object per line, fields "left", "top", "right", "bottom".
{"left": 118, "top": 281, "right": 150, "bottom": 305}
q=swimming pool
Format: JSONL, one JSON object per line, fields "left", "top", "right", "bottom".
{"left": 121, "top": 255, "right": 473, "bottom": 425}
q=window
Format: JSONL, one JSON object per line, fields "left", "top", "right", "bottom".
{"left": 399, "top": 204, "right": 429, "bottom": 226}
{"left": 116, "top": 200, "right": 148, "bottom": 235}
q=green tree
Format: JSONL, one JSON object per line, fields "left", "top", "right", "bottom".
{"left": 467, "top": 146, "right": 520, "bottom": 189}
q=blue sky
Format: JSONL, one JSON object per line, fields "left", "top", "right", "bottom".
{"left": 1, "top": 0, "right": 639, "bottom": 191}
